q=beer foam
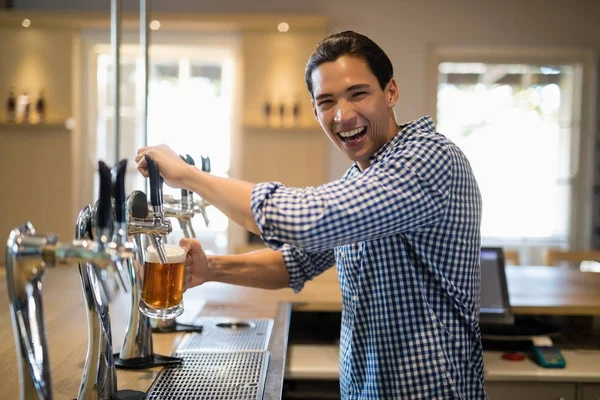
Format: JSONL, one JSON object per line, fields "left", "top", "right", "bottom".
{"left": 145, "top": 244, "right": 186, "bottom": 264}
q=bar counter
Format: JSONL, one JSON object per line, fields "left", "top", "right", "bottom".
{"left": 0, "top": 266, "right": 291, "bottom": 400}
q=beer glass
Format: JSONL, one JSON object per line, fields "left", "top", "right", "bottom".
{"left": 139, "top": 244, "right": 186, "bottom": 319}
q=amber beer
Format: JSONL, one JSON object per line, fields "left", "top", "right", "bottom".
{"left": 139, "top": 244, "right": 186, "bottom": 319}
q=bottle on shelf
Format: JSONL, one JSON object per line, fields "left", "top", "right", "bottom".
{"left": 35, "top": 90, "right": 46, "bottom": 123}
{"left": 7, "top": 87, "right": 16, "bottom": 123}
{"left": 278, "top": 102, "right": 285, "bottom": 126}
{"left": 292, "top": 100, "right": 301, "bottom": 126}
{"left": 263, "top": 101, "right": 272, "bottom": 126}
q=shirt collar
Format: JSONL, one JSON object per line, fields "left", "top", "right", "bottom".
{"left": 351, "top": 115, "right": 436, "bottom": 172}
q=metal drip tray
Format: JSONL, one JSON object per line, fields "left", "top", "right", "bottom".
{"left": 177, "top": 318, "right": 274, "bottom": 351}
{"left": 146, "top": 350, "right": 270, "bottom": 400}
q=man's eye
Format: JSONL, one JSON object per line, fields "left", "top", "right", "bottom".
{"left": 318, "top": 100, "right": 333, "bottom": 107}
{"left": 352, "top": 92, "right": 367, "bottom": 98}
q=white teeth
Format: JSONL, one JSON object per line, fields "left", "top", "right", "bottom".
{"left": 339, "top": 127, "right": 365, "bottom": 138}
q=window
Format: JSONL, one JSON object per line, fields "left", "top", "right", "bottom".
{"left": 434, "top": 54, "right": 587, "bottom": 252}
{"left": 90, "top": 41, "right": 238, "bottom": 254}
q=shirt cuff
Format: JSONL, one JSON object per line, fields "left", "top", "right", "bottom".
{"left": 251, "top": 181, "right": 285, "bottom": 249}
{"left": 280, "top": 244, "right": 306, "bottom": 293}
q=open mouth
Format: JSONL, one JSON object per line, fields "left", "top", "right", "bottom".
{"left": 337, "top": 127, "right": 367, "bottom": 143}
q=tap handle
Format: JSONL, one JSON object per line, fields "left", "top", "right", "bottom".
{"left": 144, "top": 154, "right": 163, "bottom": 208}
{"left": 97, "top": 161, "right": 113, "bottom": 230}
{"left": 127, "top": 190, "right": 150, "bottom": 219}
{"left": 179, "top": 155, "right": 189, "bottom": 201}
{"left": 201, "top": 155, "right": 211, "bottom": 173}
{"left": 112, "top": 159, "right": 128, "bottom": 224}
{"left": 185, "top": 154, "right": 196, "bottom": 167}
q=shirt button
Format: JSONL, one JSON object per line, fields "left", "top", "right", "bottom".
{"left": 340, "top": 252, "right": 345, "bottom": 259}
{"left": 352, "top": 295, "right": 358, "bottom": 302}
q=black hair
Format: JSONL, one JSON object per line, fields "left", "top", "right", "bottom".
{"left": 305, "top": 31, "right": 393, "bottom": 98}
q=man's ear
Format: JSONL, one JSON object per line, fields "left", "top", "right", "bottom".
{"left": 386, "top": 78, "right": 399, "bottom": 108}
{"left": 311, "top": 99, "right": 318, "bottom": 120}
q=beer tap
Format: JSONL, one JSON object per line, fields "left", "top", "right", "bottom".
{"left": 127, "top": 155, "right": 171, "bottom": 263}
{"left": 76, "top": 160, "right": 147, "bottom": 400}
{"left": 115, "top": 156, "right": 184, "bottom": 367}
{"left": 163, "top": 154, "right": 211, "bottom": 230}
{"left": 6, "top": 161, "right": 139, "bottom": 400}
{"left": 152, "top": 154, "right": 208, "bottom": 334}
{"left": 162, "top": 154, "right": 207, "bottom": 238}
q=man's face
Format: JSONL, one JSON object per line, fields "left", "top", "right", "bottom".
{"left": 311, "top": 55, "right": 398, "bottom": 170}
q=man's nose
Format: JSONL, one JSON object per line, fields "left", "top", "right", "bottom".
{"left": 334, "top": 99, "right": 356, "bottom": 123}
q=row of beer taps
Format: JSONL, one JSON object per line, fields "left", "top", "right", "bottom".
{"left": 6, "top": 152, "right": 212, "bottom": 400}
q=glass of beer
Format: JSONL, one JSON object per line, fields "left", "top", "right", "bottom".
{"left": 139, "top": 244, "right": 186, "bottom": 319}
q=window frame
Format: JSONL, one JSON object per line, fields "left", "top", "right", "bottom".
{"left": 426, "top": 46, "right": 597, "bottom": 255}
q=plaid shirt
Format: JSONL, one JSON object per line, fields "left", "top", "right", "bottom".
{"left": 251, "top": 116, "right": 486, "bottom": 399}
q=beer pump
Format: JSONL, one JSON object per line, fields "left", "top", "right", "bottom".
{"left": 113, "top": 155, "right": 183, "bottom": 368}
{"left": 163, "top": 154, "right": 212, "bottom": 234}
{"left": 6, "top": 161, "right": 139, "bottom": 400}
{"left": 152, "top": 153, "right": 212, "bottom": 334}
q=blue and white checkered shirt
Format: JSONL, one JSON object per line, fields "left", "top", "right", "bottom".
{"left": 251, "top": 116, "right": 485, "bottom": 399}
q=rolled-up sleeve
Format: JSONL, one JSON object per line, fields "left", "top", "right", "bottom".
{"left": 280, "top": 244, "right": 335, "bottom": 293}
{"left": 250, "top": 138, "right": 451, "bottom": 254}
{"left": 251, "top": 181, "right": 286, "bottom": 249}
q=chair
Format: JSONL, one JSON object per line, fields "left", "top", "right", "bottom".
{"left": 543, "top": 249, "right": 600, "bottom": 267}
{"left": 502, "top": 249, "right": 521, "bottom": 266}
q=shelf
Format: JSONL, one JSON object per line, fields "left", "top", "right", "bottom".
{"left": 0, "top": 122, "right": 70, "bottom": 132}
{"left": 243, "top": 125, "right": 322, "bottom": 134}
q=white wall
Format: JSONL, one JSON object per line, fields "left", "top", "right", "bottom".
{"left": 9, "top": 0, "right": 600, "bottom": 254}
{"left": 13, "top": 0, "right": 600, "bottom": 180}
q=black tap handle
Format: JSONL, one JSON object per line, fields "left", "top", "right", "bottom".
{"left": 97, "top": 161, "right": 112, "bottom": 230}
{"left": 185, "top": 154, "right": 196, "bottom": 166}
{"left": 112, "top": 159, "right": 128, "bottom": 223}
{"left": 201, "top": 156, "right": 211, "bottom": 173}
{"left": 179, "top": 155, "right": 189, "bottom": 199}
{"left": 144, "top": 154, "right": 163, "bottom": 207}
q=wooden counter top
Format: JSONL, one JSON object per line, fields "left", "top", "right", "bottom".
{"left": 189, "top": 265, "right": 600, "bottom": 316}
{"left": 2, "top": 261, "right": 600, "bottom": 398}
{"left": 506, "top": 265, "right": 600, "bottom": 315}
{"left": 0, "top": 267, "right": 290, "bottom": 400}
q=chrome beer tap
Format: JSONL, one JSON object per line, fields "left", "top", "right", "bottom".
{"left": 76, "top": 160, "right": 146, "bottom": 400}
{"left": 6, "top": 161, "right": 137, "bottom": 400}
{"left": 115, "top": 155, "right": 183, "bottom": 368}
{"left": 152, "top": 154, "right": 210, "bottom": 334}
{"left": 163, "top": 154, "right": 208, "bottom": 238}
{"left": 127, "top": 155, "right": 171, "bottom": 263}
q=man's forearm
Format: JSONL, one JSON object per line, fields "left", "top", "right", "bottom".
{"left": 206, "top": 248, "right": 289, "bottom": 290}
{"left": 182, "top": 165, "right": 260, "bottom": 234}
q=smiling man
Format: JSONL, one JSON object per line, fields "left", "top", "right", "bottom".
{"left": 136, "top": 31, "right": 486, "bottom": 399}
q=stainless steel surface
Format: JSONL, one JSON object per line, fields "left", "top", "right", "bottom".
{"left": 6, "top": 223, "right": 54, "bottom": 400}
{"left": 6, "top": 221, "right": 135, "bottom": 400}
{"left": 111, "top": 0, "right": 121, "bottom": 160}
{"left": 118, "top": 234, "right": 154, "bottom": 361}
{"left": 163, "top": 203, "right": 196, "bottom": 238}
{"left": 163, "top": 196, "right": 211, "bottom": 235}
{"left": 177, "top": 318, "right": 274, "bottom": 352}
{"left": 146, "top": 351, "right": 270, "bottom": 400}
{"left": 140, "top": 0, "right": 149, "bottom": 149}
{"left": 127, "top": 193, "right": 171, "bottom": 265}
{"left": 75, "top": 205, "right": 118, "bottom": 400}
{"left": 119, "top": 191, "right": 171, "bottom": 362}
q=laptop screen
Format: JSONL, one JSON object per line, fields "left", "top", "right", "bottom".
{"left": 479, "top": 247, "right": 514, "bottom": 325}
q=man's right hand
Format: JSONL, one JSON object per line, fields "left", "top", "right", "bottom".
{"left": 179, "top": 238, "right": 211, "bottom": 291}
{"left": 135, "top": 144, "right": 192, "bottom": 190}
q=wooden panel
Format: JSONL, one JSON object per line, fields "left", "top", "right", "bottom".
{"left": 486, "top": 382, "right": 576, "bottom": 400}
{"left": 241, "top": 127, "right": 327, "bottom": 187}
{"left": 582, "top": 384, "right": 600, "bottom": 400}
{"left": 0, "top": 126, "right": 74, "bottom": 262}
